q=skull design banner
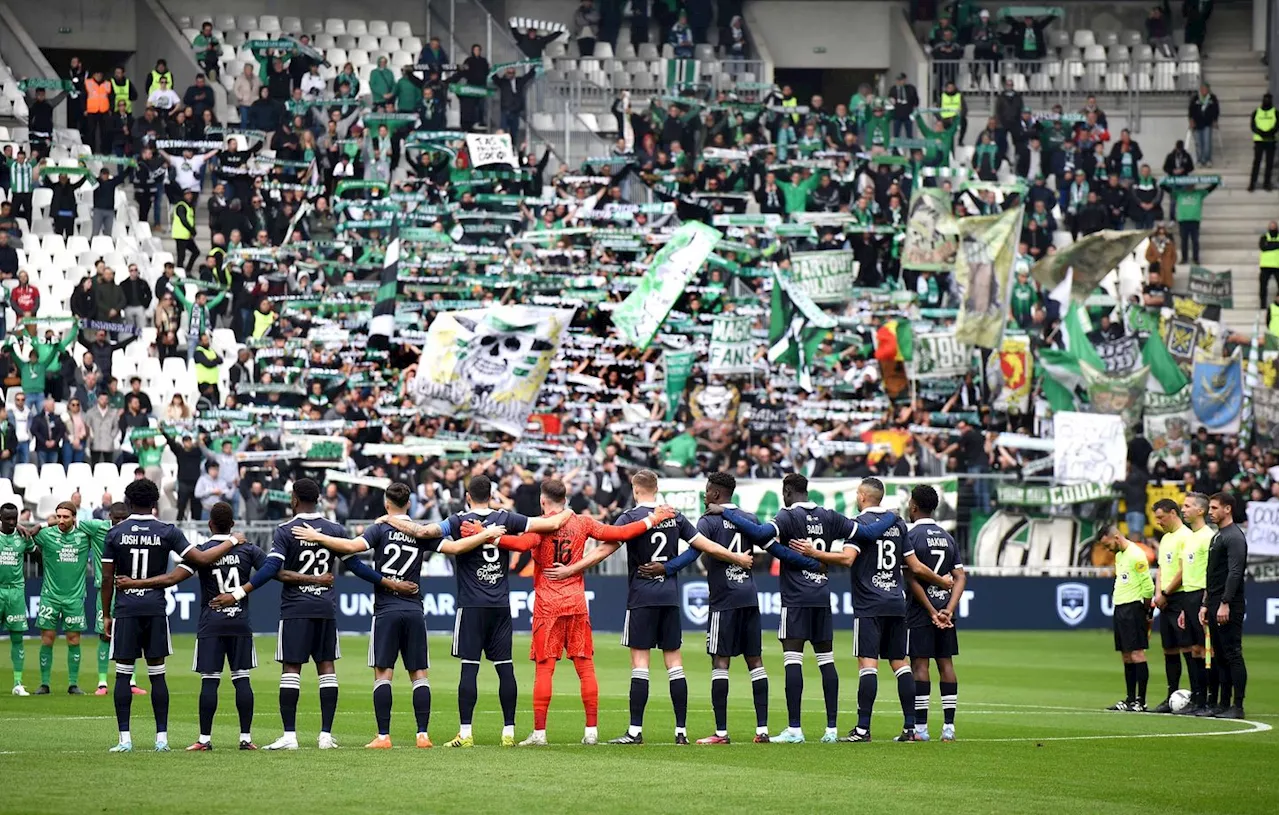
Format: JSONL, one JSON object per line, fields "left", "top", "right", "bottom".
{"left": 409, "top": 305, "right": 576, "bottom": 436}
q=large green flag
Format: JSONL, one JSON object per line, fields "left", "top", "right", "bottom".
{"left": 954, "top": 208, "right": 1020, "bottom": 349}
{"left": 1064, "top": 302, "right": 1105, "bottom": 370}
{"left": 768, "top": 269, "right": 836, "bottom": 391}
{"left": 1030, "top": 229, "right": 1151, "bottom": 301}
{"left": 1038, "top": 348, "right": 1087, "bottom": 412}
{"left": 1142, "top": 330, "right": 1190, "bottom": 394}
{"left": 611, "top": 222, "right": 721, "bottom": 350}
{"left": 664, "top": 348, "right": 696, "bottom": 420}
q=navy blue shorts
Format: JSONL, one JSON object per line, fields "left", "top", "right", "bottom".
{"left": 276, "top": 618, "right": 340, "bottom": 665}
{"left": 109, "top": 615, "right": 172, "bottom": 662}
{"left": 853, "top": 615, "right": 908, "bottom": 661}
{"left": 451, "top": 607, "right": 512, "bottom": 662}
{"left": 370, "top": 611, "right": 429, "bottom": 672}
{"left": 193, "top": 635, "right": 258, "bottom": 674}
{"left": 621, "top": 606, "right": 681, "bottom": 652}
{"left": 908, "top": 624, "right": 959, "bottom": 659}
{"left": 777, "top": 606, "right": 833, "bottom": 645}
{"left": 707, "top": 607, "right": 762, "bottom": 658}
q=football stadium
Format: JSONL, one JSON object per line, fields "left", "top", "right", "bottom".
{"left": 0, "top": 0, "right": 1276, "bottom": 812}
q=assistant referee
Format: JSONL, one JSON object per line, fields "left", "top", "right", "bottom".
{"left": 1200, "top": 493, "right": 1248, "bottom": 719}
{"left": 1101, "top": 523, "right": 1154, "bottom": 712}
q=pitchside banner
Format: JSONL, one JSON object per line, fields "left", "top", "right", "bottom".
{"left": 789, "top": 251, "right": 857, "bottom": 304}
{"left": 656, "top": 476, "right": 961, "bottom": 531}
{"left": 22, "top": 576, "right": 1276, "bottom": 635}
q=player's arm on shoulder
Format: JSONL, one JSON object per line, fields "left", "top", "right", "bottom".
{"left": 98, "top": 554, "right": 116, "bottom": 636}
{"left": 848, "top": 510, "right": 897, "bottom": 543}
{"left": 792, "top": 537, "right": 857, "bottom": 567}
{"left": 278, "top": 569, "right": 333, "bottom": 587}
{"left": 496, "top": 530, "right": 543, "bottom": 552}
{"left": 181, "top": 534, "right": 235, "bottom": 567}
{"left": 380, "top": 515, "right": 444, "bottom": 540}
{"left": 690, "top": 532, "right": 752, "bottom": 569}
{"left": 340, "top": 553, "right": 413, "bottom": 594}
{"left": 591, "top": 508, "right": 670, "bottom": 542}
{"left": 294, "top": 524, "right": 368, "bottom": 554}
{"left": 117, "top": 563, "right": 194, "bottom": 590}
{"left": 904, "top": 545, "right": 953, "bottom": 589}
{"left": 527, "top": 507, "right": 574, "bottom": 533}
{"left": 439, "top": 524, "right": 505, "bottom": 555}
{"left": 546, "top": 541, "right": 620, "bottom": 580}
{"left": 213, "top": 542, "right": 284, "bottom": 606}
{"left": 715, "top": 506, "right": 777, "bottom": 544}
{"left": 764, "top": 539, "right": 824, "bottom": 572}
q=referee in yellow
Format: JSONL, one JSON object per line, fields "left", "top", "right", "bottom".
{"left": 1101, "top": 523, "right": 1155, "bottom": 712}
{"left": 1179, "top": 493, "right": 1213, "bottom": 715}
{"left": 1151, "top": 499, "right": 1195, "bottom": 712}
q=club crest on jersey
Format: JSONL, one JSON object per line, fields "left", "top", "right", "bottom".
{"left": 682, "top": 581, "right": 710, "bottom": 626}
{"left": 1055, "top": 582, "right": 1089, "bottom": 626}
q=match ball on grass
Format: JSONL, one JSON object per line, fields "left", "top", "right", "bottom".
{"left": 1168, "top": 689, "right": 1193, "bottom": 712}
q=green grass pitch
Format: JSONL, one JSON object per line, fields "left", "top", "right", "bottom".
{"left": 0, "top": 630, "right": 1275, "bottom": 815}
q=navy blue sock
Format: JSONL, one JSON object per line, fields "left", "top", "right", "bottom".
{"left": 940, "top": 681, "right": 957, "bottom": 725}
{"left": 148, "top": 664, "right": 169, "bottom": 734}
{"left": 412, "top": 678, "right": 431, "bottom": 734}
{"left": 783, "top": 652, "right": 803, "bottom": 729}
{"left": 710, "top": 668, "right": 729, "bottom": 733}
{"left": 629, "top": 668, "right": 649, "bottom": 730}
{"left": 495, "top": 661, "right": 517, "bottom": 728}
{"left": 113, "top": 664, "right": 133, "bottom": 734}
{"left": 895, "top": 666, "right": 914, "bottom": 730}
{"left": 279, "top": 672, "right": 300, "bottom": 732}
{"left": 667, "top": 666, "right": 687, "bottom": 730}
{"left": 232, "top": 674, "right": 254, "bottom": 736}
{"left": 1165, "top": 653, "right": 1182, "bottom": 697}
{"left": 749, "top": 667, "right": 768, "bottom": 730}
{"left": 373, "top": 679, "right": 392, "bottom": 735}
{"left": 817, "top": 653, "right": 839, "bottom": 729}
{"left": 915, "top": 679, "right": 931, "bottom": 726}
{"left": 318, "top": 674, "right": 338, "bottom": 734}
{"left": 458, "top": 662, "right": 480, "bottom": 726}
{"left": 856, "top": 668, "right": 877, "bottom": 732}
{"left": 198, "top": 676, "right": 219, "bottom": 738}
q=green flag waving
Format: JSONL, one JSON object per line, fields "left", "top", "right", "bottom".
{"left": 1142, "top": 329, "right": 1190, "bottom": 394}
{"left": 611, "top": 222, "right": 721, "bottom": 350}
{"left": 768, "top": 269, "right": 836, "bottom": 391}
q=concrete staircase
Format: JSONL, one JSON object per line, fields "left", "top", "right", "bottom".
{"left": 1189, "top": 2, "right": 1276, "bottom": 334}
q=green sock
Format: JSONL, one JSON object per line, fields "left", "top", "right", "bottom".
{"left": 67, "top": 643, "right": 81, "bottom": 687}
{"left": 9, "top": 633, "right": 23, "bottom": 687}
{"left": 39, "top": 644, "right": 52, "bottom": 687}
{"left": 98, "top": 639, "right": 110, "bottom": 686}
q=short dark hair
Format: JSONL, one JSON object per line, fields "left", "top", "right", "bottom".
{"left": 293, "top": 478, "right": 320, "bottom": 505}
{"left": 0, "top": 503, "right": 17, "bottom": 519}
{"left": 911, "top": 484, "right": 939, "bottom": 515}
{"left": 782, "top": 472, "right": 808, "bottom": 497}
{"left": 209, "top": 502, "right": 233, "bottom": 534}
{"left": 124, "top": 479, "right": 160, "bottom": 513}
{"left": 384, "top": 481, "right": 411, "bottom": 509}
{"left": 541, "top": 478, "right": 567, "bottom": 504}
{"left": 467, "top": 475, "right": 492, "bottom": 503}
{"left": 109, "top": 502, "right": 128, "bottom": 521}
{"left": 206, "top": 460, "right": 219, "bottom": 472}
{"left": 1153, "top": 498, "right": 1180, "bottom": 514}
{"left": 707, "top": 471, "right": 736, "bottom": 498}
{"left": 1209, "top": 492, "right": 1235, "bottom": 512}
{"left": 861, "top": 477, "right": 886, "bottom": 502}
{"left": 1185, "top": 492, "right": 1210, "bottom": 513}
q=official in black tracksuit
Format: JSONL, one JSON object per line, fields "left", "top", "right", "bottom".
{"left": 164, "top": 429, "right": 207, "bottom": 520}
{"left": 1201, "top": 492, "right": 1248, "bottom": 718}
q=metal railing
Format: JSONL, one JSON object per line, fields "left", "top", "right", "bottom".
{"left": 927, "top": 57, "right": 1200, "bottom": 133}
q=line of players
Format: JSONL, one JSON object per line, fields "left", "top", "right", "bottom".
{"left": 5, "top": 468, "right": 966, "bottom": 750}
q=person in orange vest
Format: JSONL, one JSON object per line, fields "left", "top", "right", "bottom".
{"left": 83, "top": 69, "right": 111, "bottom": 153}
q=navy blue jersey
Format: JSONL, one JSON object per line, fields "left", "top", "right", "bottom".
{"left": 348, "top": 518, "right": 443, "bottom": 614}
{"left": 617, "top": 503, "right": 699, "bottom": 608}
{"left": 848, "top": 507, "right": 912, "bottom": 617}
{"left": 182, "top": 537, "right": 266, "bottom": 637}
{"left": 271, "top": 513, "right": 348, "bottom": 619}
{"left": 442, "top": 508, "right": 530, "bottom": 608}
{"left": 905, "top": 520, "right": 961, "bottom": 628}
{"left": 696, "top": 510, "right": 758, "bottom": 611}
{"left": 102, "top": 514, "right": 194, "bottom": 617}
{"left": 770, "top": 502, "right": 857, "bottom": 608}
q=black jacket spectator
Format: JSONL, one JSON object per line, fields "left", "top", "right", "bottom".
{"left": 1004, "top": 15, "right": 1054, "bottom": 59}
{"left": 994, "top": 88, "right": 1024, "bottom": 134}
{"left": 31, "top": 409, "right": 66, "bottom": 448}
{"left": 888, "top": 79, "right": 918, "bottom": 122}
{"left": 513, "top": 27, "right": 562, "bottom": 58}
{"left": 496, "top": 69, "right": 538, "bottom": 114}
{"left": 91, "top": 172, "right": 127, "bottom": 209}
{"left": 1188, "top": 90, "right": 1220, "bottom": 128}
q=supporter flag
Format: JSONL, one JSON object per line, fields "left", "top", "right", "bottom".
{"left": 612, "top": 222, "right": 721, "bottom": 350}
{"left": 768, "top": 269, "right": 836, "bottom": 391}
{"left": 954, "top": 207, "right": 1019, "bottom": 349}
{"left": 368, "top": 234, "right": 401, "bottom": 352}
{"left": 1063, "top": 301, "right": 1105, "bottom": 370}
{"left": 1142, "top": 330, "right": 1190, "bottom": 395}
{"left": 876, "top": 319, "right": 913, "bottom": 363}
{"left": 1030, "top": 229, "right": 1150, "bottom": 302}
{"left": 992, "top": 334, "right": 1032, "bottom": 413}
{"left": 1038, "top": 349, "right": 1088, "bottom": 413}
{"left": 408, "top": 305, "right": 575, "bottom": 437}
{"left": 666, "top": 60, "right": 699, "bottom": 89}
{"left": 1190, "top": 351, "right": 1244, "bottom": 434}
{"left": 1081, "top": 361, "right": 1150, "bottom": 428}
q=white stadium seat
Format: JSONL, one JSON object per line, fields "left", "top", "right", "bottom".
{"left": 347, "top": 19, "right": 368, "bottom": 36}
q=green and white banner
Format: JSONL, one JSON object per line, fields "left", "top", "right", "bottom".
{"left": 612, "top": 222, "right": 721, "bottom": 350}
{"left": 768, "top": 269, "right": 837, "bottom": 391}
{"left": 664, "top": 348, "right": 697, "bottom": 421}
{"left": 1188, "top": 265, "right": 1234, "bottom": 308}
{"left": 1031, "top": 229, "right": 1150, "bottom": 302}
{"left": 408, "top": 305, "right": 576, "bottom": 437}
{"left": 954, "top": 207, "right": 1019, "bottom": 349}
{"left": 789, "top": 251, "right": 857, "bottom": 304}
{"left": 995, "top": 482, "right": 1116, "bottom": 506}
{"left": 901, "top": 188, "right": 957, "bottom": 271}
{"left": 1081, "top": 361, "right": 1149, "bottom": 428}
{"left": 908, "top": 329, "right": 973, "bottom": 379}
{"left": 658, "top": 476, "right": 961, "bottom": 531}
{"left": 1143, "top": 387, "right": 1192, "bottom": 467}
{"left": 708, "top": 313, "right": 758, "bottom": 375}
